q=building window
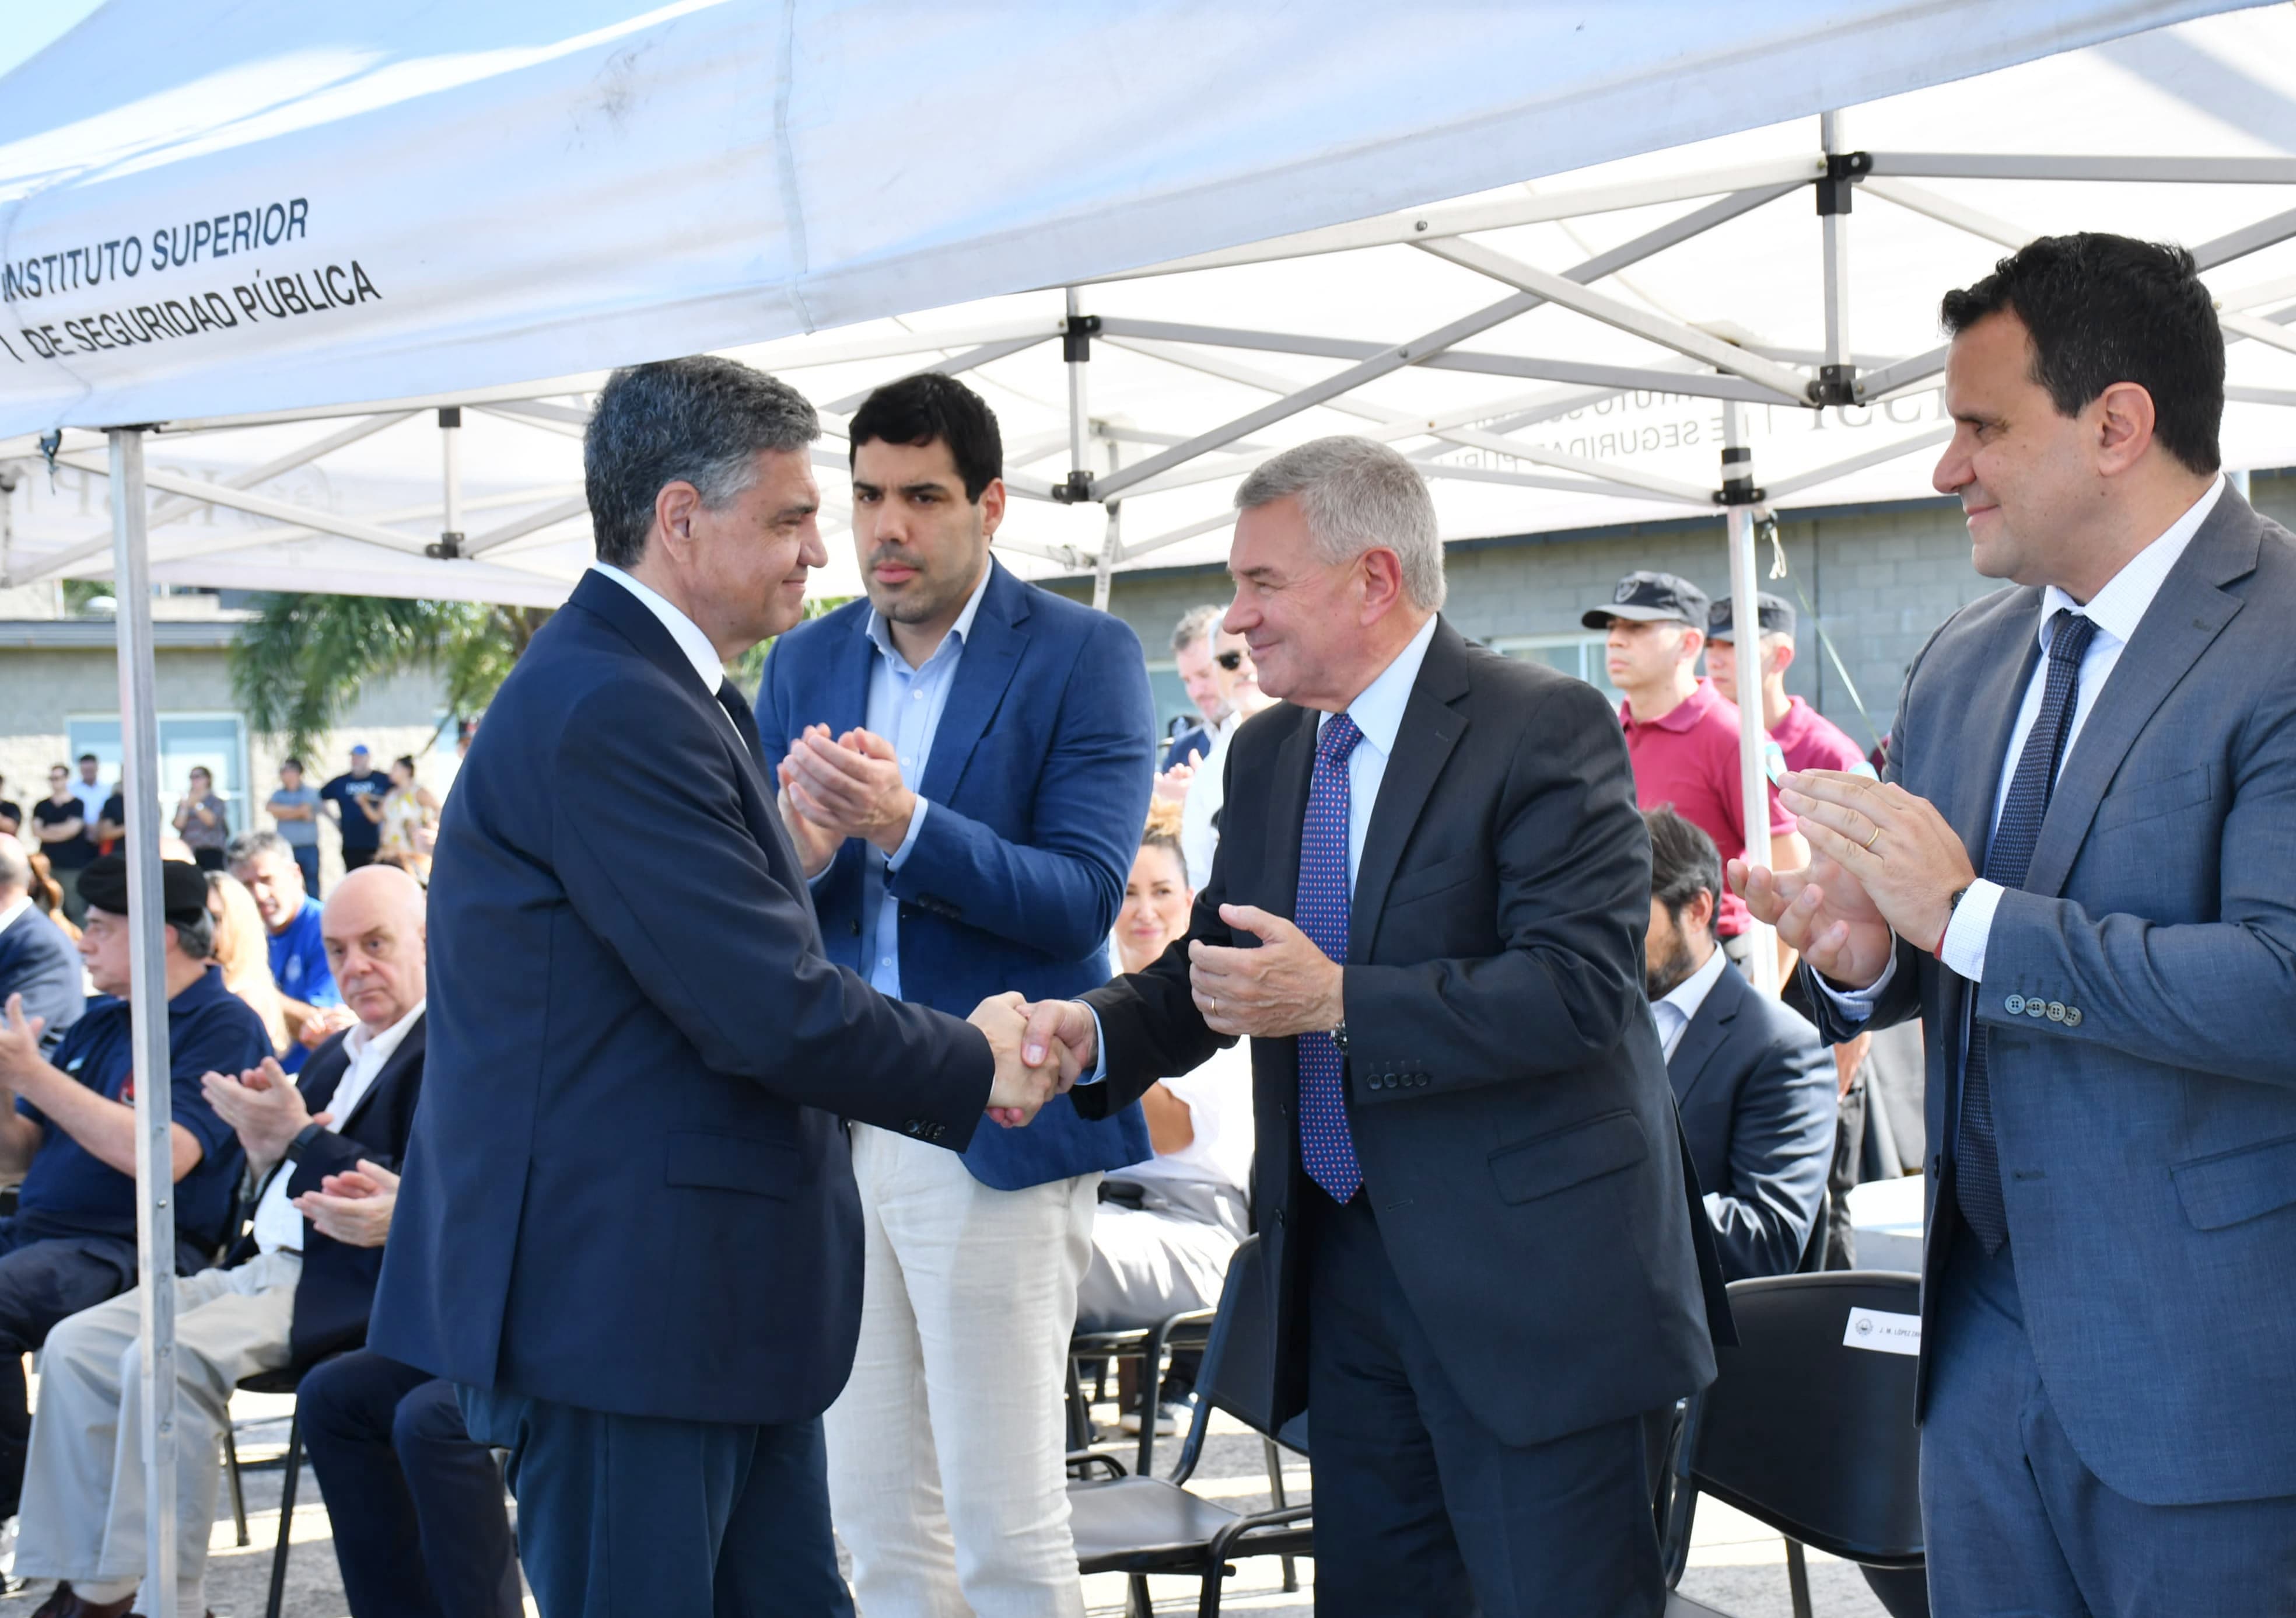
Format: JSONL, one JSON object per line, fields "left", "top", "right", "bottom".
{"left": 1492, "top": 633, "right": 1623, "bottom": 705}
{"left": 66, "top": 713, "right": 251, "bottom": 837}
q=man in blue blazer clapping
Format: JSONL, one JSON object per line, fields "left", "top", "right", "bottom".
{"left": 760, "top": 373, "right": 1155, "bottom": 1617}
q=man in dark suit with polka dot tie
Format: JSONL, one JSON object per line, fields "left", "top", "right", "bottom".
{"left": 1024, "top": 436, "right": 1726, "bottom": 1617}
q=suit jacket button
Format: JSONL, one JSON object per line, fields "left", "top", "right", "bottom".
{"left": 2046, "top": 1001, "right": 2066, "bottom": 1023}
{"left": 2006, "top": 994, "right": 2027, "bottom": 1015}
{"left": 2064, "top": 1007, "right": 2082, "bottom": 1028}
{"left": 2027, "top": 1000, "right": 2046, "bottom": 1019}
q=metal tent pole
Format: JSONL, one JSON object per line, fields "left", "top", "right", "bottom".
{"left": 1719, "top": 404, "right": 1779, "bottom": 996}
{"left": 108, "top": 425, "right": 180, "bottom": 1618}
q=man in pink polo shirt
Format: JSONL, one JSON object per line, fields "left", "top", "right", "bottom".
{"left": 1587, "top": 571, "right": 1805, "bottom": 974}
{"left": 1704, "top": 592, "right": 1868, "bottom": 775}
{"left": 1705, "top": 589, "right": 1877, "bottom": 1267}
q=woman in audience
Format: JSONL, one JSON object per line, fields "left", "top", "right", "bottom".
{"left": 1078, "top": 802, "right": 1255, "bottom": 1435}
{"left": 205, "top": 868, "right": 291, "bottom": 1057}
{"left": 374, "top": 756, "right": 440, "bottom": 881}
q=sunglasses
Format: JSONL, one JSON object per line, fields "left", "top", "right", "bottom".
{"left": 1214, "top": 649, "right": 1247, "bottom": 672}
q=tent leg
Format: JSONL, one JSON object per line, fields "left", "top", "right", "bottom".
{"left": 1093, "top": 502, "right": 1119, "bottom": 614}
{"left": 1720, "top": 405, "right": 1779, "bottom": 997}
{"left": 109, "top": 425, "right": 180, "bottom": 1618}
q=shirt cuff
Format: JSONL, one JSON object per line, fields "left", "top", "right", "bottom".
{"left": 1939, "top": 878, "right": 2003, "bottom": 984}
{"left": 1073, "top": 1005, "right": 1109, "bottom": 1086}
{"left": 1808, "top": 946, "right": 1898, "bottom": 1024}
{"left": 886, "top": 797, "right": 929, "bottom": 872}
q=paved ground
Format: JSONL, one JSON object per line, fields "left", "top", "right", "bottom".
{"left": 0, "top": 1387, "right": 1898, "bottom": 1617}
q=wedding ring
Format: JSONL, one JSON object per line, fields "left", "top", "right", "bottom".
{"left": 1209, "top": 997, "right": 1217, "bottom": 1016}
{"left": 1863, "top": 824, "right": 1882, "bottom": 851}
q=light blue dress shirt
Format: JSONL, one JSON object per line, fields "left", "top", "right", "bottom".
{"left": 845, "top": 564, "right": 995, "bottom": 1000}
{"left": 1079, "top": 611, "right": 1441, "bottom": 1082}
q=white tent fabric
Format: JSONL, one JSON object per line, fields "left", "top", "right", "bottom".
{"left": 6, "top": 0, "right": 2290, "bottom": 610}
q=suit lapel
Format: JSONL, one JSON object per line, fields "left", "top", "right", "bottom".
{"left": 1263, "top": 710, "right": 1318, "bottom": 924}
{"left": 1350, "top": 623, "right": 1471, "bottom": 963}
{"left": 1667, "top": 967, "right": 1741, "bottom": 1110}
{"left": 2023, "top": 501, "right": 2255, "bottom": 898}
{"left": 817, "top": 623, "right": 875, "bottom": 747}
{"left": 919, "top": 562, "right": 1029, "bottom": 806}
{"left": 338, "top": 1016, "right": 426, "bottom": 1134}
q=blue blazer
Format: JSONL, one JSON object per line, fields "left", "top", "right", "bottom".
{"left": 370, "top": 571, "right": 995, "bottom": 1425}
{"left": 759, "top": 560, "right": 1156, "bottom": 1190}
{"left": 0, "top": 906, "right": 82, "bottom": 1057}
{"left": 1804, "top": 489, "right": 2296, "bottom": 1507}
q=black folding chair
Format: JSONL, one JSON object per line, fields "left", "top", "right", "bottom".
{"left": 1659, "top": 1271, "right": 1926, "bottom": 1618}
{"left": 1066, "top": 1236, "right": 1311, "bottom": 1618}
{"left": 220, "top": 1360, "right": 328, "bottom": 1618}
{"left": 1068, "top": 1305, "right": 1216, "bottom": 1476}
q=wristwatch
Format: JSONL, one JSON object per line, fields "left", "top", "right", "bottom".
{"left": 284, "top": 1121, "right": 328, "bottom": 1165}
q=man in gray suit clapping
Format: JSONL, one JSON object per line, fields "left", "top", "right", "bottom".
{"left": 1736, "top": 233, "right": 2296, "bottom": 1613}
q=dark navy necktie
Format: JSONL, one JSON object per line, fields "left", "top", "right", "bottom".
{"left": 1957, "top": 609, "right": 2098, "bottom": 1253}
{"left": 716, "top": 678, "right": 764, "bottom": 770}
{"left": 1297, "top": 713, "right": 1364, "bottom": 1201}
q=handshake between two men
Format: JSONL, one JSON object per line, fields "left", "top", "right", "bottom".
{"left": 968, "top": 902, "right": 1350, "bottom": 1128}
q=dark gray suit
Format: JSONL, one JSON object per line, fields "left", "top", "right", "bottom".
{"left": 1665, "top": 959, "right": 1835, "bottom": 1281}
{"left": 1804, "top": 487, "right": 2296, "bottom": 1608}
{"left": 1077, "top": 618, "right": 1725, "bottom": 1616}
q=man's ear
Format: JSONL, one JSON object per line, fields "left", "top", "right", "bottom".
{"left": 2093, "top": 380, "right": 2158, "bottom": 478}
{"left": 652, "top": 480, "right": 704, "bottom": 556}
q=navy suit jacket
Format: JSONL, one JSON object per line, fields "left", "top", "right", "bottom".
{"left": 758, "top": 560, "right": 1155, "bottom": 1189}
{"left": 1664, "top": 959, "right": 1835, "bottom": 1282}
{"left": 229, "top": 1015, "right": 426, "bottom": 1365}
{"left": 1076, "top": 621, "right": 1723, "bottom": 1449}
{"left": 0, "top": 905, "right": 81, "bottom": 1058}
{"left": 370, "top": 571, "right": 995, "bottom": 1425}
{"left": 1804, "top": 488, "right": 2296, "bottom": 1506}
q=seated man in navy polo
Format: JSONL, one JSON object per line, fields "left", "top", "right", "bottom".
{"left": 0, "top": 854, "right": 265, "bottom": 1531}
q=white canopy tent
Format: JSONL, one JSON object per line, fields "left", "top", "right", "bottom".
{"left": 2, "top": 3, "right": 2288, "bottom": 1608}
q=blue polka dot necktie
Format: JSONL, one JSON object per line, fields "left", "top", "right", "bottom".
{"left": 1297, "top": 713, "right": 1364, "bottom": 1201}
{"left": 1957, "top": 609, "right": 2098, "bottom": 1254}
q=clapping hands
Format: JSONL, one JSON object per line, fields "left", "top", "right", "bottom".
{"left": 778, "top": 725, "right": 918, "bottom": 878}
{"left": 292, "top": 1159, "right": 398, "bottom": 1248}
{"left": 202, "top": 1056, "right": 327, "bottom": 1173}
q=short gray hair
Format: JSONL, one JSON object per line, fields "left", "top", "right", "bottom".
{"left": 586, "top": 356, "right": 821, "bottom": 569}
{"left": 227, "top": 829, "right": 293, "bottom": 870}
{"left": 1170, "top": 603, "right": 1224, "bottom": 655}
{"left": 170, "top": 907, "right": 216, "bottom": 961}
{"left": 1234, "top": 436, "right": 1445, "bottom": 611}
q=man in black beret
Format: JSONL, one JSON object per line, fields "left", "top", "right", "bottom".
{"left": 0, "top": 854, "right": 269, "bottom": 1546}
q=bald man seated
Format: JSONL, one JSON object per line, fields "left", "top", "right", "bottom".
{"left": 15, "top": 866, "right": 431, "bottom": 1618}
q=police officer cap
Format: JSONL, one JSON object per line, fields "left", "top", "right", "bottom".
{"left": 78, "top": 853, "right": 209, "bottom": 926}
{"left": 1581, "top": 571, "right": 1710, "bottom": 631}
{"left": 1707, "top": 592, "right": 1796, "bottom": 642}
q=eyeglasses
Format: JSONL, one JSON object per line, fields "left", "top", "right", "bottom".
{"left": 1214, "top": 649, "right": 1246, "bottom": 672}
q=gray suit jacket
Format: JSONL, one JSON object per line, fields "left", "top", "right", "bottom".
{"left": 1667, "top": 959, "right": 1835, "bottom": 1282}
{"left": 1804, "top": 487, "right": 2296, "bottom": 1507}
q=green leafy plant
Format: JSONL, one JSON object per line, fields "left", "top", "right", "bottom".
{"left": 230, "top": 593, "right": 553, "bottom": 762}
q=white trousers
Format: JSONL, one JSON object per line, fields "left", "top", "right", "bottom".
{"left": 826, "top": 1124, "right": 1097, "bottom": 1618}
{"left": 13, "top": 1251, "right": 300, "bottom": 1611}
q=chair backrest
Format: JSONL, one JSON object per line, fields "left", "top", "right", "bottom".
{"left": 1677, "top": 1271, "right": 1924, "bottom": 1566}
{"left": 1167, "top": 1235, "right": 1307, "bottom": 1479}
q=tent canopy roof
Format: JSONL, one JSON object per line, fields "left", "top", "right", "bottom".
{"left": 4, "top": 0, "right": 2289, "bottom": 604}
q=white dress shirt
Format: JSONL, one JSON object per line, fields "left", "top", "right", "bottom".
{"left": 1178, "top": 710, "right": 1243, "bottom": 891}
{"left": 1648, "top": 945, "right": 1729, "bottom": 1063}
{"left": 251, "top": 999, "right": 425, "bottom": 1254}
{"left": 1824, "top": 475, "right": 2224, "bottom": 1016}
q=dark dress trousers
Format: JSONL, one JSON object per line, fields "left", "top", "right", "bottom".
{"left": 1801, "top": 488, "right": 2296, "bottom": 1609}
{"left": 1665, "top": 959, "right": 1836, "bottom": 1281}
{"left": 226, "top": 1015, "right": 427, "bottom": 1365}
{"left": 299, "top": 1349, "right": 521, "bottom": 1618}
{"left": 369, "top": 570, "right": 995, "bottom": 1617}
{"left": 0, "top": 903, "right": 82, "bottom": 1057}
{"left": 1076, "top": 619, "right": 1723, "bottom": 1617}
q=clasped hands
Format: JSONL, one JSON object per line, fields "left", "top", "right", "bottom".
{"left": 995, "top": 905, "right": 1342, "bottom": 1126}
{"left": 1727, "top": 768, "right": 1975, "bottom": 989}
{"left": 778, "top": 724, "right": 916, "bottom": 878}
{"left": 203, "top": 1056, "right": 328, "bottom": 1176}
